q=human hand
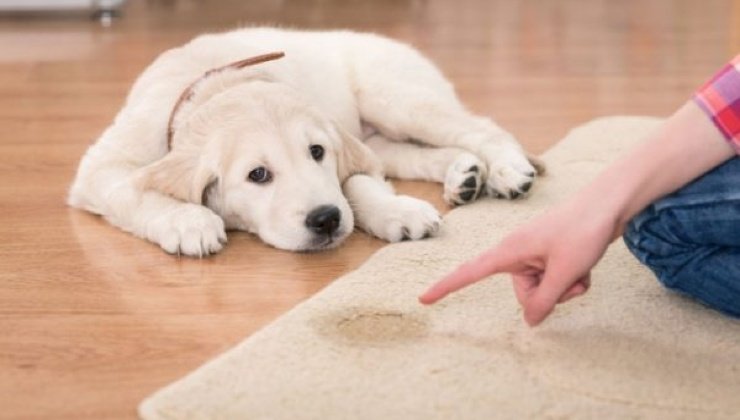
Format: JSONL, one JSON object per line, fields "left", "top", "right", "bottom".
{"left": 419, "top": 202, "right": 618, "bottom": 326}
{"left": 420, "top": 101, "right": 737, "bottom": 326}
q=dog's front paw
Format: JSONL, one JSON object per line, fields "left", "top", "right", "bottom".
{"left": 367, "top": 196, "right": 441, "bottom": 242}
{"left": 443, "top": 152, "right": 485, "bottom": 206}
{"left": 146, "top": 204, "right": 227, "bottom": 257}
{"left": 482, "top": 143, "right": 538, "bottom": 200}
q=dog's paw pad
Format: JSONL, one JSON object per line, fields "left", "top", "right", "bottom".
{"left": 444, "top": 153, "right": 485, "bottom": 206}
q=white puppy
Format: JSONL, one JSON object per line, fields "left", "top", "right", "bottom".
{"left": 68, "top": 28, "right": 543, "bottom": 256}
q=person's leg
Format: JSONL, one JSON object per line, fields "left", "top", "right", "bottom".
{"left": 623, "top": 156, "right": 740, "bottom": 317}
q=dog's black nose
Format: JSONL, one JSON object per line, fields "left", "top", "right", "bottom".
{"left": 305, "top": 205, "right": 341, "bottom": 236}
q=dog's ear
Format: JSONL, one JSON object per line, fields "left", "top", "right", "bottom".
{"left": 135, "top": 147, "right": 217, "bottom": 204}
{"left": 332, "top": 124, "right": 384, "bottom": 182}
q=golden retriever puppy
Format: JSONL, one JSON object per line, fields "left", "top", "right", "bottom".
{"left": 68, "top": 28, "right": 542, "bottom": 256}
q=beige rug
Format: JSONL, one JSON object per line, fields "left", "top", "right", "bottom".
{"left": 139, "top": 117, "right": 740, "bottom": 420}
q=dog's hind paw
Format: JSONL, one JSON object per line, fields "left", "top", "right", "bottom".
{"left": 482, "top": 143, "right": 539, "bottom": 200}
{"left": 443, "top": 152, "right": 485, "bottom": 206}
{"left": 146, "top": 204, "right": 227, "bottom": 257}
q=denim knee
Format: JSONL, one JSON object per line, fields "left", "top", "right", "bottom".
{"left": 623, "top": 209, "right": 740, "bottom": 318}
{"left": 623, "top": 208, "right": 693, "bottom": 290}
{"left": 622, "top": 157, "right": 740, "bottom": 317}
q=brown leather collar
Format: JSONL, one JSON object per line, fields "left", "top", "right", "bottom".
{"left": 166, "top": 51, "right": 285, "bottom": 150}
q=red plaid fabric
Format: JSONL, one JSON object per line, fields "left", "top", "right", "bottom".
{"left": 694, "top": 55, "right": 740, "bottom": 154}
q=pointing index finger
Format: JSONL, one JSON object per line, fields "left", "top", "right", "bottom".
{"left": 418, "top": 245, "right": 521, "bottom": 304}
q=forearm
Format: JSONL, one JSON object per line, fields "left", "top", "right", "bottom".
{"left": 574, "top": 101, "right": 736, "bottom": 239}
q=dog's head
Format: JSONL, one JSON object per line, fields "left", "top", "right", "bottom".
{"left": 136, "top": 55, "right": 381, "bottom": 251}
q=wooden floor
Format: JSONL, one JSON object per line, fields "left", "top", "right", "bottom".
{"left": 1, "top": 0, "right": 738, "bottom": 418}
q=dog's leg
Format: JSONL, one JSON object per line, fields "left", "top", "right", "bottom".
{"left": 68, "top": 135, "right": 226, "bottom": 257}
{"left": 365, "top": 134, "right": 485, "bottom": 206}
{"left": 349, "top": 39, "right": 541, "bottom": 199}
{"left": 115, "top": 188, "right": 226, "bottom": 257}
{"left": 359, "top": 90, "right": 539, "bottom": 199}
{"left": 342, "top": 174, "right": 441, "bottom": 241}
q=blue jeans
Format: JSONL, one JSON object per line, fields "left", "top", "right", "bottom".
{"left": 623, "top": 156, "right": 740, "bottom": 318}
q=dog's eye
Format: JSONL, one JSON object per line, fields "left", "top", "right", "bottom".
{"left": 247, "top": 167, "right": 272, "bottom": 184}
{"left": 309, "top": 144, "right": 324, "bottom": 162}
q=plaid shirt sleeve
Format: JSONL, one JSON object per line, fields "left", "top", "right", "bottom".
{"left": 693, "top": 55, "right": 740, "bottom": 154}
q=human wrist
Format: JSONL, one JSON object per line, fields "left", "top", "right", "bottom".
{"left": 566, "top": 170, "right": 632, "bottom": 241}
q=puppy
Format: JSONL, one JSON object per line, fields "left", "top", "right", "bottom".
{"left": 68, "top": 28, "right": 543, "bottom": 256}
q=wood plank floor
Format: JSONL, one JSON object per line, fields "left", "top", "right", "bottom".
{"left": 1, "top": 0, "right": 738, "bottom": 418}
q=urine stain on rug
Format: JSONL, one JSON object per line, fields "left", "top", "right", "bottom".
{"left": 312, "top": 307, "right": 429, "bottom": 347}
